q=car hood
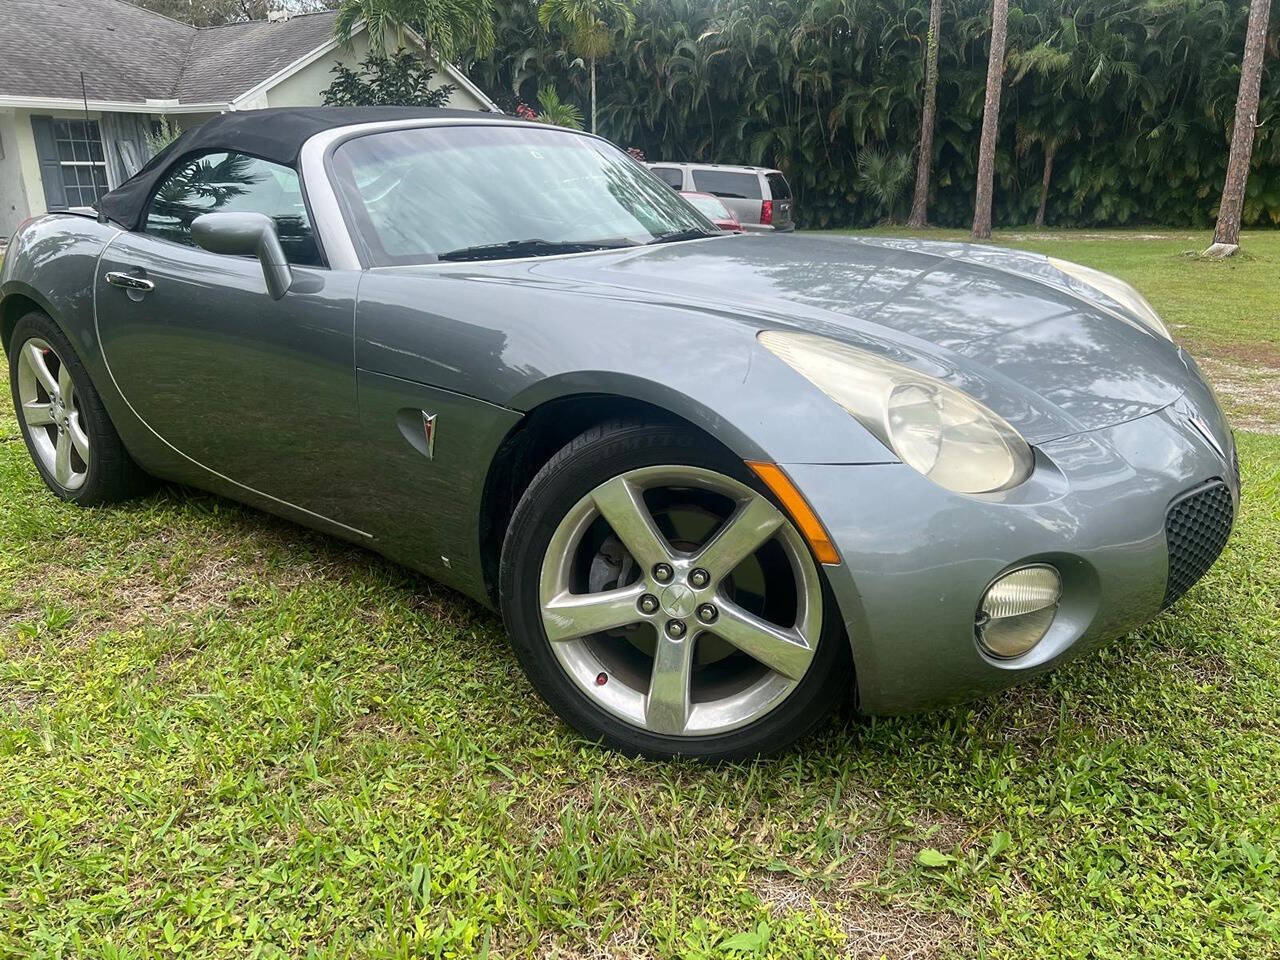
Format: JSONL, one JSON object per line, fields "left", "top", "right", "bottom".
{"left": 489, "top": 232, "right": 1192, "bottom": 443}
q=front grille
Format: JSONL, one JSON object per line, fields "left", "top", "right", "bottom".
{"left": 1162, "top": 479, "right": 1234, "bottom": 608}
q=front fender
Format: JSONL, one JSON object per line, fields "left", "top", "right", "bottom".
{"left": 505, "top": 350, "right": 896, "bottom": 467}
{"left": 356, "top": 270, "right": 897, "bottom": 468}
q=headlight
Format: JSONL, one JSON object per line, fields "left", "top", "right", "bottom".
{"left": 1047, "top": 257, "right": 1172, "bottom": 341}
{"left": 759, "top": 330, "right": 1033, "bottom": 494}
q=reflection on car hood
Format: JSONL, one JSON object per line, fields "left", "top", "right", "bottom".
{"left": 520, "top": 233, "right": 1194, "bottom": 441}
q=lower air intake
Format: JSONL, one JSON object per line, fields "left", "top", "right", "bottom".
{"left": 1162, "top": 479, "right": 1234, "bottom": 608}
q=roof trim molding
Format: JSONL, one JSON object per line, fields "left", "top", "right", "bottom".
{"left": 230, "top": 32, "right": 346, "bottom": 107}
{"left": 441, "top": 60, "right": 499, "bottom": 112}
{"left": 398, "top": 25, "right": 500, "bottom": 112}
{"left": 0, "top": 95, "right": 231, "bottom": 114}
{"left": 229, "top": 19, "right": 501, "bottom": 113}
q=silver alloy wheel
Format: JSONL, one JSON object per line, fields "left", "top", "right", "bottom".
{"left": 539, "top": 465, "right": 823, "bottom": 737}
{"left": 16, "top": 338, "right": 90, "bottom": 492}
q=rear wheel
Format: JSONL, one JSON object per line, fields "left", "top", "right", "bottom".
{"left": 500, "top": 420, "right": 850, "bottom": 760}
{"left": 9, "top": 311, "right": 150, "bottom": 505}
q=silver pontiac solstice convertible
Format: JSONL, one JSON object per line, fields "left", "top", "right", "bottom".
{"left": 2, "top": 108, "right": 1238, "bottom": 758}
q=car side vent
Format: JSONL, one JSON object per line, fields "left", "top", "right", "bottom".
{"left": 1162, "top": 479, "right": 1234, "bottom": 609}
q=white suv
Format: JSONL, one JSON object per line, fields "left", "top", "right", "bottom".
{"left": 647, "top": 163, "right": 795, "bottom": 232}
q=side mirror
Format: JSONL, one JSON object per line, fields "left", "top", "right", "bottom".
{"left": 191, "top": 212, "right": 294, "bottom": 300}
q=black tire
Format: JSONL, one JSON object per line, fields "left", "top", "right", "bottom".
{"left": 8, "top": 310, "right": 152, "bottom": 506}
{"left": 499, "top": 419, "right": 852, "bottom": 760}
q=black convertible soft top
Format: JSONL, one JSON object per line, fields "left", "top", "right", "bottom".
{"left": 95, "top": 107, "right": 507, "bottom": 231}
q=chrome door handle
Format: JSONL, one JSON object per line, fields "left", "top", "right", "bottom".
{"left": 105, "top": 272, "right": 155, "bottom": 292}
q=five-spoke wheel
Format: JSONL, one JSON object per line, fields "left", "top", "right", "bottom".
{"left": 16, "top": 337, "right": 90, "bottom": 491}
{"left": 501, "top": 420, "right": 850, "bottom": 759}
{"left": 8, "top": 310, "right": 150, "bottom": 505}
{"left": 539, "top": 464, "right": 823, "bottom": 737}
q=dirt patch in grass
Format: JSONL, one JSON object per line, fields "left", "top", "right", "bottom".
{"left": 0, "top": 680, "right": 41, "bottom": 713}
{"left": 1195, "top": 355, "right": 1280, "bottom": 434}
{"left": 998, "top": 231, "right": 1194, "bottom": 244}
{"left": 1201, "top": 339, "right": 1280, "bottom": 370}
{"left": 752, "top": 871, "right": 970, "bottom": 958}
{"left": 0, "top": 515, "right": 376, "bottom": 649}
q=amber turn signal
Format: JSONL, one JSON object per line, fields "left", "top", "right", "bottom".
{"left": 746, "top": 461, "right": 841, "bottom": 565}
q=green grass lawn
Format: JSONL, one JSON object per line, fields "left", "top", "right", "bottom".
{"left": 2, "top": 232, "right": 1279, "bottom": 958}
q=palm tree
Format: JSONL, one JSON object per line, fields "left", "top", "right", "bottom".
{"left": 1015, "top": 120, "right": 1073, "bottom": 227}
{"left": 858, "top": 146, "right": 914, "bottom": 222}
{"left": 906, "top": 0, "right": 943, "bottom": 227}
{"left": 971, "top": 0, "right": 1009, "bottom": 240}
{"left": 535, "top": 86, "right": 585, "bottom": 129}
{"left": 1205, "top": 0, "right": 1273, "bottom": 257}
{"left": 335, "top": 0, "right": 495, "bottom": 63}
{"left": 538, "top": 0, "right": 638, "bottom": 133}
{"left": 1007, "top": 28, "right": 1082, "bottom": 228}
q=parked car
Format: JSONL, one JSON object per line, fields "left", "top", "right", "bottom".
{"left": 649, "top": 162, "right": 794, "bottom": 232}
{"left": 3, "top": 108, "right": 1238, "bottom": 760}
{"left": 679, "top": 192, "right": 742, "bottom": 232}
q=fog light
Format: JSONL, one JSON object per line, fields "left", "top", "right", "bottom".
{"left": 977, "top": 565, "right": 1061, "bottom": 659}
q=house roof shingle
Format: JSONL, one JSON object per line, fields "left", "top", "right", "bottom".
{"left": 0, "top": 0, "right": 343, "bottom": 106}
{"left": 177, "top": 12, "right": 342, "bottom": 103}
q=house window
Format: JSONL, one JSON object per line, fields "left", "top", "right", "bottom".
{"left": 53, "top": 120, "right": 109, "bottom": 206}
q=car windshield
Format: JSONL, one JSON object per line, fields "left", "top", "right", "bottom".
{"left": 331, "top": 124, "right": 715, "bottom": 265}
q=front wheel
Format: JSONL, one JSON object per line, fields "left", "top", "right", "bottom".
{"left": 500, "top": 420, "right": 851, "bottom": 760}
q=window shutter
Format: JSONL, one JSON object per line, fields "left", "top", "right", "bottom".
{"left": 30, "top": 116, "right": 67, "bottom": 212}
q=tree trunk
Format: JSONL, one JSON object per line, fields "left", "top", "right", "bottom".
{"left": 1207, "top": 0, "right": 1272, "bottom": 256}
{"left": 971, "top": 0, "right": 1009, "bottom": 240}
{"left": 590, "top": 56, "right": 598, "bottom": 134}
{"left": 1036, "top": 145, "right": 1055, "bottom": 228}
{"left": 906, "top": 0, "right": 943, "bottom": 228}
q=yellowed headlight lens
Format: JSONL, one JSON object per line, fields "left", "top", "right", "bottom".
{"left": 759, "top": 330, "right": 1033, "bottom": 494}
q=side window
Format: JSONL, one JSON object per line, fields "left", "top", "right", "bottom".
{"left": 143, "top": 152, "right": 323, "bottom": 267}
{"left": 691, "top": 170, "right": 762, "bottom": 200}
{"left": 650, "top": 166, "right": 684, "bottom": 190}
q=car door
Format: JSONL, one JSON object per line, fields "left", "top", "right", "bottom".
{"left": 689, "top": 168, "right": 763, "bottom": 226}
{"left": 94, "top": 151, "right": 368, "bottom": 527}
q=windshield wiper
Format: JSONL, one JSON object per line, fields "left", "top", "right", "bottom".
{"left": 645, "top": 227, "right": 719, "bottom": 245}
{"left": 436, "top": 238, "right": 633, "bottom": 262}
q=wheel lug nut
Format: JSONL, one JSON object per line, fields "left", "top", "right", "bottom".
{"left": 696, "top": 603, "right": 718, "bottom": 624}
{"left": 665, "top": 619, "right": 686, "bottom": 639}
{"left": 638, "top": 593, "right": 659, "bottom": 615}
{"left": 688, "top": 568, "right": 710, "bottom": 588}
{"left": 652, "top": 563, "right": 673, "bottom": 584}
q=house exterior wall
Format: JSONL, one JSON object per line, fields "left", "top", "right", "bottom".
{"left": 262, "top": 32, "right": 374, "bottom": 109}
{"left": 9, "top": 108, "right": 73, "bottom": 233}
{"left": 260, "top": 34, "right": 487, "bottom": 111}
{"left": 0, "top": 111, "right": 33, "bottom": 239}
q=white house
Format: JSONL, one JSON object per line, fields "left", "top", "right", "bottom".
{"left": 0, "top": 0, "right": 498, "bottom": 237}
